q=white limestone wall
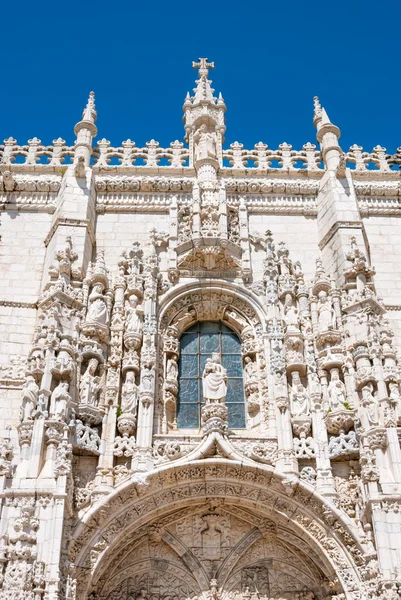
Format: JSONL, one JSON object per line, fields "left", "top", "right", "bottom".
{"left": 95, "top": 211, "right": 170, "bottom": 275}
{"left": 248, "top": 213, "right": 320, "bottom": 282}
{"left": 0, "top": 210, "right": 51, "bottom": 365}
{"left": 0, "top": 210, "right": 51, "bottom": 303}
{"left": 363, "top": 214, "right": 401, "bottom": 350}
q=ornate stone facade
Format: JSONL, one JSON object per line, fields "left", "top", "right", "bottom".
{"left": 0, "top": 59, "right": 401, "bottom": 599}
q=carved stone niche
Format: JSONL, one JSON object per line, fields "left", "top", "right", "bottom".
{"left": 285, "top": 332, "right": 306, "bottom": 375}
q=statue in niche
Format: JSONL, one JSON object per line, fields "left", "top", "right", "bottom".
{"left": 21, "top": 376, "right": 39, "bottom": 421}
{"left": 80, "top": 359, "right": 100, "bottom": 406}
{"left": 290, "top": 371, "right": 309, "bottom": 416}
{"left": 125, "top": 294, "right": 143, "bottom": 335}
{"left": 86, "top": 283, "right": 108, "bottom": 325}
{"left": 327, "top": 368, "right": 347, "bottom": 410}
{"left": 141, "top": 365, "right": 154, "bottom": 393}
{"left": 361, "top": 383, "right": 380, "bottom": 427}
{"left": 243, "top": 356, "right": 257, "bottom": 383}
{"left": 121, "top": 371, "right": 138, "bottom": 414}
{"left": 194, "top": 124, "right": 217, "bottom": 162}
{"left": 389, "top": 382, "right": 401, "bottom": 407}
{"left": 201, "top": 514, "right": 222, "bottom": 561}
{"left": 283, "top": 293, "right": 299, "bottom": 331}
{"left": 49, "top": 381, "right": 71, "bottom": 421}
{"left": 166, "top": 356, "right": 178, "bottom": 381}
{"left": 317, "top": 290, "right": 336, "bottom": 332}
{"left": 202, "top": 353, "right": 227, "bottom": 402}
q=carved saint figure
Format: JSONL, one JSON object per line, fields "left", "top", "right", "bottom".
{"left": 50, "top": 381, "right": 71, "bottom": 421}
{"left": 194, "top": 124, "right": 217, "bottom": 162}
{"left": 284, "top": 294, "right": 299, "bottom": 331}
{"left": 80, "top": 359, "right": 100, "bottom": 406}
{"left": 389, "top": 382, "right": 401, "bottom": 406}
{"left": 327, "top": 368, "right": 347, "bottom": 410}
{"left": 361, "top": 383, "right": 380, "bottom": 427}
{"left": 121, "top": 371, "right": 138, "bottom": 414}
{"left": 21, "top": 376, "right": 39, "bottom": 421}
{"left": 290, "top": 371, "right": 310, "bottom": 416}
{"left": 317, "top": 290, "right": 336, "bottom": 332}
{"left": 125, "top": 294, "right": 143, "bottom": 335}
{"left": 202, "top": 353, "right": 227, "bottom": 402}
{"left": 86, "top": 283, "right": 108, "bottom": 325}
{"left": 243, "top": 357, "right": 257, "bottom": 383}
{"left": 141, "top": 365, "right": 154, "bottom": 393}
{"left": 166, "top": 356, "right": 178, "bottom": 381}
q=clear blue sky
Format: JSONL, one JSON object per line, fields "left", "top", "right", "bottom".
{"left": 2, "top": 0, "right": 400, "bottom": 153}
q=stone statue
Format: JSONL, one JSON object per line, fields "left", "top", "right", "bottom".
{"left": 361, "top": 383, "right": 380, "bottom": 427}
{"left": 49, "top": 381, "right": 71, "bottom": 421}
{"left": 243, "top": 357, "right": 257, "bottom": 383}
{"left": 141, "top": 366, "right": 154, "bottom": 393}
{"left": 202, "top": 353, "right": 227, "bottom": 402}
{"left": 80, "top": 359, "right": 100, "bottom": 406}
{"left": 327, "top": 368, "right": 347, "bottom": 410}
{"left": 194, "top": 124, "right": 217, "bottom": 162}
{"left": 121, "top": 371, "right": 138, "bottom": 414}
{"left": 317, "top": 290, "right": 336, "bottom": 332}
{"left": 125, "top": 294, "right": 143, "bottom": 334}
{"left": 21, "top": 376, "right": 39, "bottom": 421}
{"left": 86, "top": 284, "right": 108, "bottom": 325}
{"left": 284, "top": 294, "right": 299, "bottom": 331}
{"left": 166, "top": 356, "right": 178, "bottom": 381}
{"left": 290, "top": 372, "right": 309, "bottom": 416}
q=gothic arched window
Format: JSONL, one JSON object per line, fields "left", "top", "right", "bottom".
{"left": 177, "top": 321, "right": 245, "bottom": 429}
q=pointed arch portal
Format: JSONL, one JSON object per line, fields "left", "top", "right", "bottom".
{"left": 71, "top": 459, "right": 365, "bottom": 600}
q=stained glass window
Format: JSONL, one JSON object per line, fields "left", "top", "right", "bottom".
{"left": 177, "top": 321, "right": 246, "bottom": 429}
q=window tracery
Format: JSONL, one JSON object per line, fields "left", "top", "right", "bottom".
{"left": 177, "top": 321, "right": 246, "bottom": 429}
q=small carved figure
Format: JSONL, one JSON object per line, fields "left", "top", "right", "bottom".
{"left": 290, "top": 372, "right": 309, "bottom": 416}
{"left": 361, "top": 383, "right": 380, "bottom": 427}
{"left": 243, "top": 357, "right": 257, "bottom": 383}
{"left": 141, "top": 366, "right": 154, "bottom": 393}
{"left": 202, "top": 353, "right": 227, "bottom": 402}
{"left": 327, "top": 368, "right": 347, "bottom": 410}
{"left": 49, "top": 381, "right": 71, "bottom": 421}
{"left": 80, "top": 359, "right": 100, "bottom": 406}
{"left": 284, "top": 294, "right": 299, "bottom": 331}
{"left": 194, "top": 124, "right": 217, "bottom": 162}
{"left": 317, "top": 290, "right": 336, "bottom": 332}
{"left": 125, "top": 294, "right": 143, "bottom": 335}
{"left": 21, "top": 376, "right": 39, "bottom": 421}
{"left": 86, "top": 284, "right": 108, "bottom": 325}
{"left": 121, "top": 371, "right": 138, "bottom": 414}
{"left": 166, "top": 356, "right": 178, "bottom": 381}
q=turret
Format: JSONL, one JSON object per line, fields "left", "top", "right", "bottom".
{"left": 74, "top": 91, "right": 98, "bottom": 166}
{"left": 183, "top": 58, "right": 226, "bottom": 169}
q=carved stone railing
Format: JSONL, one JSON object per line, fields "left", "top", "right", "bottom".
{"left": 222, "top": 141, "right": 323, "bottom": 170}
{"left": 92, "top": 139, "right": 190, "bottom": 168}
{"left": 0, "top": 137, "right": 75, "bottom": 166}
{"left": 345, "top": 144, "right": 401, "bottom": 172}
{"left": 2, "top": 136, "right": 401, "bottom": 173}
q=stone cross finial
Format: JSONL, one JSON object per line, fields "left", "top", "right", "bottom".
{"left": 192, "top": 58, "right": 215, "bottom": 76}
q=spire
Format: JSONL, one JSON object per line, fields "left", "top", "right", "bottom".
{"left": 312, "top": 96, "right": 342, "bottom": 172}
{"left": 313, "top": 96, "right": 322, "bottom": 127}
{"left": 82, "top": 91, "right": 97, "bottom": 123}
{"left": 191, "top": 58, "right": 216, "bottom": 104}
{"left": 74, "top": 92, "right": 98, "bottom": 166}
